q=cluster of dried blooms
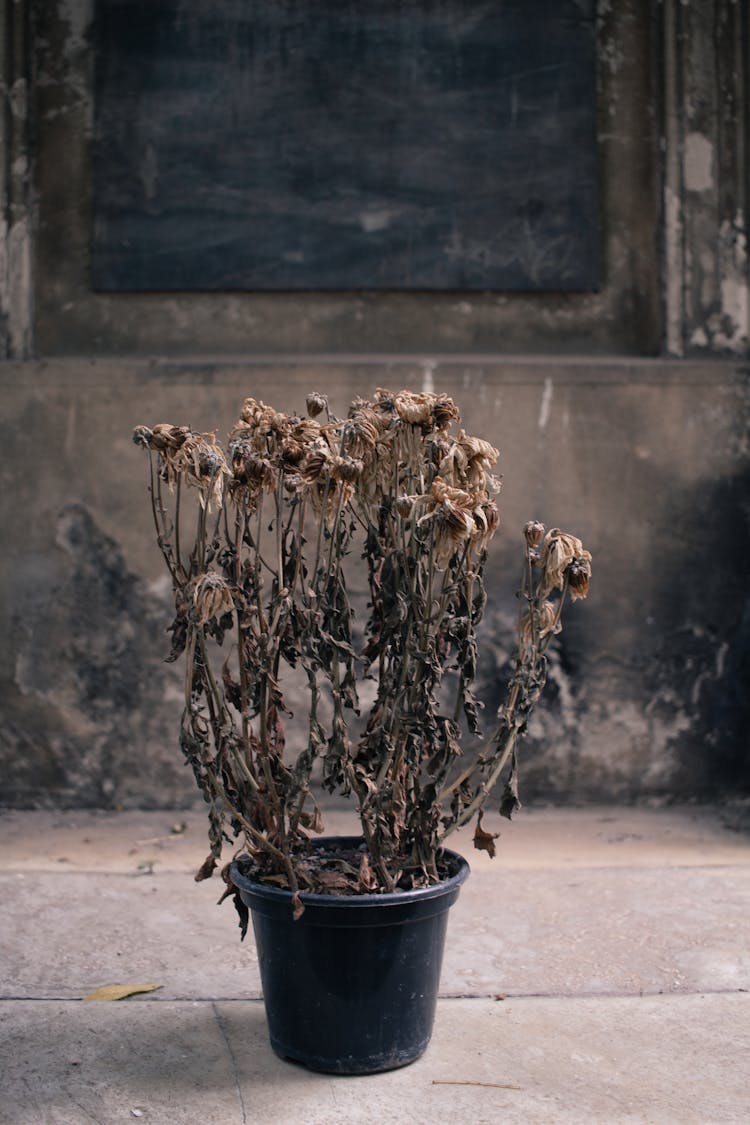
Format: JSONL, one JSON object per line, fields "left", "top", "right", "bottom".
{"left": 134, "top": 389, "right": 591, "bottom": 906}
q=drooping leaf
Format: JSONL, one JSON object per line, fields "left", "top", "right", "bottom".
{"left": 194, "top": 853, "right": 218, "bottom": 882}
{"left": 499, "top": 751, "right": 522, "bottom": 820}
{"left": 472, "top": 811, "right": 500, "bottom": 858}
{"left": 233, "top": 892, "right": 249, "bottom": 941}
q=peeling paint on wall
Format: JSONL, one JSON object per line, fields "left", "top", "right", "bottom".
{"left": 664, "top": 186, "right": 684, "bottom": 355}
{"left": 3, "top": 216, "right": 32, "bottom": 357}
{"left": 684, "top": 132, "right": 714, "bottom": 193}
{"left": 690, "top": 212, "right": 749, "bottom": 354}
{"left": 538, "top": 377, "right": 554, "bottom": 430}
{"left": 1, "top": 34, "right": 33, "bottom": 358}
{"left": 717, "top": 213, "right": 749, "bottom": 353}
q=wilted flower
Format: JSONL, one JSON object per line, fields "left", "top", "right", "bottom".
{"left": 395, "top": 494, "right": 415, "bottom": 519}
{"left": 568, "top": 555, "right": 592, "bottom": 601}
{"left": 437, "top": 430, "right": 499, "bottom": 497}
{"left": 456, "top": 432, "right": 499, "bottom": 493}
{"left": 471, "top": 499, "right": 501, "bottom": 551}
{"left": 193, "top": 573, "right": 234, "bottom": 624}
{"left": 331, "top": 455, "right": 362, "bottom": 484}
{"left": 293, "top": 418, "right": 323, "bottom": 446}
{"left": 240, "top": 397, "right": 264, "bottom": 426}
{"left": 523, "top": 520, "right": 545, "bottom": 548}
{"left": 432, "top": 394, "right": 461, "bottom": 430}
{"left": 436, "top": 441, "right": 468, "bottom": 488}
{"left": 300, "top": 443, "right": 334, "bottom": 484}
{"left": 306, "top": 392, "right": 327, "bottom": 418}
{"left": 430, "top": 478, "right": 474, "bottom": 509}
{"left": 419, "top": 478, "right": 476, "bottom": 567}
{"left": 540, "top": 529, "right": 592, "bottom": 596}
{"left": 232, "top": 447, "right": 275, "bottom": 494}
{"left": 393, "top": 390, "right": 436, "bottom": 426}
{"left": 382, "top": 389, "right": 461, "bottom": 432}
{"left": 238, "top": 398, "right": 291, "bottom": 450}
{"left": 519, "top": 600, "right": 558, "bottom": 649}
{"left": 174, "top": 432, "right": 229, "bottom": 508}
{"left": 147, "top": 423, "right": 191, "bottom": 452}
{"left": 280, "top": 439, "right": 305, "bottom": 467}
{"left": 132, "top": 425, "right": 153, "bottom": 448}
{"left": 343, "top": 404, "right": 384, "bottom": 461}
{"left": 138, "top": 424, "right": 229, "bottom": 508}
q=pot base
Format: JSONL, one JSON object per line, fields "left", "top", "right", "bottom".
{"left": 270, "top": 1033, "right": 430, "bottom": 1075}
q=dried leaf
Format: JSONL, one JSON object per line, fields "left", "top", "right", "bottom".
{"left": 233, "top": 892, "right": 249, "bottom": 941}
{"left": 314, "top": 870, "right": 356, "bottom": 893}
{"left": 472, "top": 811, "right": 499, "bottom": 858}
{"left": 499, "top": 752, "right": 522, "bottom": 820}
{"left": 357, "top": 851, "right": 377, "bottom": 891}
{"left": 83, "top": 983, "right": 162, "bottom": 1002}
{"left": 194, "top": 854, "right": 217, "bottom": 882}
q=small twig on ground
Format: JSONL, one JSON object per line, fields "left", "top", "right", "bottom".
{"left": 431, "top": 1080, "right": 522, "bottom": 1090}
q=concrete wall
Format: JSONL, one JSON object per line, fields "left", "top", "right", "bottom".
{"left": 0, "top": 0, "right": 748, "bottom": 809}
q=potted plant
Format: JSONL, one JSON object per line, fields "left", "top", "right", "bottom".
{"left": 133, "top": 386, "right": 591, "bottom": 1073}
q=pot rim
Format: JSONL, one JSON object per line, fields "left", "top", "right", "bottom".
{"left": 229, "top": 835, "right": 470, "bottom": 911}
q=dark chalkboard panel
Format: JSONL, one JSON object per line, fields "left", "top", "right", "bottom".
{"left": 92, "top": 1, "right": 598, "bottom": 291}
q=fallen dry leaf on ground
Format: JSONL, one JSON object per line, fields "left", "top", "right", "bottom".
{"left": 83, "top": 983, "right": 163, "bottom": 1002}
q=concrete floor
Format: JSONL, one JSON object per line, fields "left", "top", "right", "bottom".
{"left": 1, "top": 805, "right": 749, "bottom": 1124}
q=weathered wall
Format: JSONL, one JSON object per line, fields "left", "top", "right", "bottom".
{"left": 1, "top": 358, "right": 748, "bottom": 809}
{"left": 0, "top": 0, "right": 748, "bottom": 809}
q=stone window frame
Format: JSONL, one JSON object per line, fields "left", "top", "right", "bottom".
{"left": 3, "top": 0, "right": 747, "bottom": 358}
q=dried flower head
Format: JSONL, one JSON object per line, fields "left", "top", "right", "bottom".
{"left": 419, "top": 478, "right": 476, "bottom": 567}
{"left": 132, "top": 425, "right": 153, "bottom": 448}
{"left": 432, "top": 394, "right": 461, "bottom": 429}
{"left": 567, "top": 555, "right": 592, "bottom": 601}
{"left": 519, "top": 600, "right": 558, "bottom": 649}
{"left": 300, "top": 443, "right": 334, "bottom": 484}
{"left": 343, "top": 406, "right": 383, "bottom": 460}
{"left": 540, "top": 529, "right": 592, "bottom": 596}
{"left": 471, "top": 499, "right": 501, "bottom": 551}
{"left": 331, "top": 455, "right": 363, "bottom": 484}
{"left": 306, "top": 392, "right": 327, "bottom": 418}
{"left": 393, "top": 390, "right": 436, "bottom": 426}
{"left": 173, "top": 432, "right": 229, "bottom": 509}
{"left": 458, "top": 425, "right": 499, "bottom": 488}
{"left": 374, "top": 388, "right": 462, "bottom": 433}
{"left": 233, "top": 448, "right": 275, "bottom": 494}
{"left": 149, "top": 423, "right": 191, "bottom": 452}
{"left": 436, "top": 430, "right": 499, "bottom": 498}
{"left": 238, "top": 398, "right": 291, "bottom": 451}
{"left": 280, "top": 439, "right": 305, "bottom": 467}
{"left": 395, "top": 494, "right": 415, "bottom": 519}
{"left": 193, "top": 573, "right": 234, "bottom": 624}
{"left": 293, "top": 418, "right": 323, "bottom": 446}
{"left": 524, "top": 520, "right": 545, "bottom": 548}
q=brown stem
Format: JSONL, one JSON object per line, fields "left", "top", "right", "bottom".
{"left": 439, "top": 723, "right": 519, "bottom": 841}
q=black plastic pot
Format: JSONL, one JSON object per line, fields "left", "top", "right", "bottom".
{"left": 230, "top": 838, "right": 470, "bottom": 1075}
